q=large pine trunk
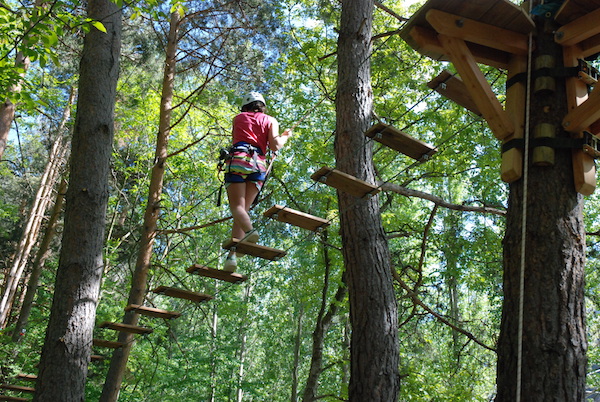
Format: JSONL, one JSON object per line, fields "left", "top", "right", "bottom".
{"left": 33, "top": 0, "right": 122, "bottom": 399}
{"left": 495, "top": 8, "right": 587, "bottom": 401}
{"left": 99, "top": 11, "right": 179, "bottom": 401}
{"left": 335, "top": 0, "right": 399, "bottom": 399}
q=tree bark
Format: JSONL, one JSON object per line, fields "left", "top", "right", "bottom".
{"left": 495, "top": 9, "right": 587, "bottom": 401}
{"left": 33, "top": 0, "right": 122, "bottom": 400}
{"left": 335, "top": 0, "right": 399, "bottom": 399}
{"left": 99, "top": 11, "right": 179, "bottom": 402}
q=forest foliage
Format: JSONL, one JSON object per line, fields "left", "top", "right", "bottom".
{"left": 1, "top": 0, "right": 600, "bottom": 400}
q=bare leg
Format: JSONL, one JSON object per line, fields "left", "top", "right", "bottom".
{"left": 226, "top": 182, "right": 261, "bottom": 259}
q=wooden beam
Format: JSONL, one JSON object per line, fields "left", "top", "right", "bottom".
{"left": 555, "top": 0, "right": 600, "bottom": 25}
{"left": 437, "top": 34, "right": 514, "bottom": 140}
{"left": 408, "top": 26, "right": 510, "bottom": 70}
{"left": 581, "top": 33, "right": 600, "bottom": 60}
{"left": 0, "top": 396, "right": 28, "bottom": 401}
{"left": 563, "top": 88, "right": 600, "bottom": 133}
{"left": 221, "top": 239, "right": 287, "bottom": 261}
{"left": 99, "top": 321, "right": 153, "bottom": 335}
{"left": 563, "top": 44, "right": 596, "bottom": 195}
{"left": 555, "top": 8, "right": 600, "bottom": 46}
{"left": 124, "top": 304, "right": 181, "bottom": 319}
{"left": 15, "top": 374, "right": 36, "bottom": 382}
{"left": 152, "top": 286, "right": 213, "bottom": 303}
{"left": 0, "top": 385, "right": 34, "bottom": 393}
{"left": 365, "top": 123, "right": 437, "bottom": 160}
{"left": 427, "top": 70, "right": 482, "bottom": 116}
{"left": 426, "top": 9, "right": 529, "bottom": 55}
{"left": 93, "top": 338, "right": 125, "bottom": 349}
{"left": 501, "top": 55, "right": 527, "bottom": 183}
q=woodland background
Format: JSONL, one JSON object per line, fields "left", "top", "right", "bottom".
{"left": 1, "top": 0, "right": 600, "bottom": 400}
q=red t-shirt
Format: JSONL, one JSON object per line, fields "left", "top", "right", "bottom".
{"left": 232, "top": 112, "right": 276, "bottom": 154}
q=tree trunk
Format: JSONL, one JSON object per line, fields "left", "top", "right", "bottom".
{"left": 99, "top": 11, "right": 179, "bottom": 401}
{"left": 495, "top": 9, "right": 587, "bottom": 401}
{"left": 33, "top": 0, "right": 122, "bottom": 399}
{"left": 12, "top": 178, "right": 67, "bottom": 343}
{"left": 335, "top": 0, "right": 399, "bottom": 399}
{"left": 291, "top": 303, "right": 304, "bottom": 402}
{"left": 303, "top": 228, "right": 347, "bottom": 402}
{"left": 0, "top": 87, "right": 74, "bottom": 330}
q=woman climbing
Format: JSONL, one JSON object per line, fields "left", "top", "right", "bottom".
{"left": 223, "top": 92, "right": 292, "bottom": 271}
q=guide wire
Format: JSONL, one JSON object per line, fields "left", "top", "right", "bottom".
{"left": 516, "top": 8, "right": 534, "bottom": 401}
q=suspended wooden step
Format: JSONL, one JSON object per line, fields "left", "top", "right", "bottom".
{"left": 400, "top": 0, "right": 534, "bottom": 69}
{"left": 187, "top": 264, "right": 247, "bottom": 284}
{"left": 427, "top": 70, "right": 482, "bottom": 116}
{"left": 152, "top": 286, "right": 213, "bottom": 303}
{"left": 99, "top": 321, "right": 153, "bottom": 335}
{"left": 311, "top": 166, "right": 381, "bottom": 198}
{"left": 0, "top": 396, "right": 28, "bottom": 401}
{"left": 91, "top": 355, "right": 105, "bottom": 361}
{"left": 263, "top": 204, "right": 330, "bottom": 232}
{"left": 555, "top": 0, "right": 600, "bottom": 25}
{"left": 365, "top": 123, "right": 438, "bottom": 161}
{"left": 93, "top": 338, "right": 125, "bottom": 349}
{"left": 0, "top": 385, "right": 34, "bottom": 394}
{"left": 222, "top": 239, "right": 286, "bottom": 261}
{"left": 15, "top": 374, "right": 35, "bottom": 382}
{"left": 125, "top": 304, "right": 181, "bottom": 319}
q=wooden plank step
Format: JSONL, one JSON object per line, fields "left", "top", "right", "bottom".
{"left": 93, "top": 338, "right": 125, "bottom": 349}
{"left": 15, "top": 374, "right": 35, "bottom": 382}
{"left": 186, "top": 265, "right": 247, "bottom": 284}
{"left": 99, "top": 321, "right": 153, "bottom": 335}
{"left": 555, "top": 0, "right": 600, "bottom": 25}
{"left": 124, "top": 304, "right": 181, "bottom": 319}
{"left": 263, "top": 204, "right": 330, "bottom": 232}
{"left": 152, "top": 286, "right": 213, "bottom": 303}
{"left": 91, "top": 355, "right": 105, "bottom": 361}
{"left": 311, "top": 166, "right": 381, "bottom": 198}
{"left": 427, "top": 70, "right": 482, "bottom": 116}
{"left": 0, "top": 396, "right": 28, "bottom": 401}
{"left": 365, "top": 123, "right": 438, "bottom": 161}
{"left": 0, "top": 385, "right": 34, "bottom": 393}
{"left": 221, "top": 239, "right": 286, "bottom": 261}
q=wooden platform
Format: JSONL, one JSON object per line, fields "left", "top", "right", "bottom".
{"left": 400, "top": 0, "right": 534, "bottom": 69}
{"left": 221, "top": 239, "right": 287, "bottom": 261}
{"left": 427, "top": 70, "right": 482, "bottom": 116}
{"left": 15, "top": 374, "right": 35, "bottom": 382}
{"left": 124, "top": 304, "right": 181, "bottom": 319}
{"left": 0, "top": 385, "right": 34, "bottom": 393}
{"left": 311, "top": 166, "right": 381, "bottom": 198}
{"left": 555, "top": 0, "right": 600, "bottom": 25}
{"left": 99, "top": 321, "right": 153, "bottom": 335}
{"left": 365, "top": 123, "right": 438, "bottom": 160}
{"left": 152, "top": 286, "right": 213, "bottom": 303}
{"left": 263, "top": 205, "right": 330, "bottom": 232}
{"left": 186, "top": 264, "right": 248, "bottom": 284}
{"left": 0, "top": 396, "right": 28, "bottom": 401}
{"left": 93, "top": 338, "right": 125, "bottom": 349}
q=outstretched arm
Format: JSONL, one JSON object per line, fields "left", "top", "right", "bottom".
{"left": 268, "top": 118, "right": 292, "bottom": 151}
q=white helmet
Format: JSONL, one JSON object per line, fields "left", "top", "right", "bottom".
{"left": 241, "top": 92, "right": 266, "bottom": 108}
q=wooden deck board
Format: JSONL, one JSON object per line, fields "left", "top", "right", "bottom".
{"left": 93, "top": 338, "right": 125, "bottom": 349}
{"left": 221, "top": 240, "right": 287, "bottom": 261}
{"left": 152, "top": 286, "right": 213, "bottom": 303}
{"left": 555, "top": 0, "right": 600, "bottom": 25}
{"left": 428, "top": 70, "right": 482, "bottom": 116}
{"left": 400, "top": 0, "right": 534, "bottom": 62}
{"left": 263, "top": 205, "right": 330, "bottom": 232}
{"left": 187, "top": 264, "right": 248, "bottom": 284}
{"left": 311, "top": 166, "right": 381, "bottom": 198}
{"left": 0, "top": 385, "right": 34, "bottom": 393}
{"left": 0, "top": 396, "right": 28, "bottom": 401}
{"left": 124, "top": 304, "right": 181, "bottom": 319}
{"left": 365, "top": 123, "right": 438, "bottom": 160}
{"left": 99, "top": 321, "right": 153, "bottom": 335}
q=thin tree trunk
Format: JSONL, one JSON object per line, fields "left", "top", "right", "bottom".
{"left": 291, "top": 303, "right": 304, "bottom": 402}
{"left": 495, "top": 7, "right": 586, "bottom": 400}
{"left": 209, "top": 283, "right": 219, "bottom": 402}
{"left": 0, "top": 87, "right": 74, "bottom": 329}
{"left": 12, "top": 178, "right": 67, "bottom": 343}
{"left": 100, "top": 12, "right": 179, "bottom": 401}
{"left": 235, "top": 284, "right": 253, "bottom": 402}
{"left": 303, "top": 228, "right": 347, "bottom": 402}
{"left": 335, "top": 0, "right": 399, "bottom": 399}
{"left": 33, "top": 0, "right": 122, "bottom": 399}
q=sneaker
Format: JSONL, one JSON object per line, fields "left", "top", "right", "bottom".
{"left": 243, "top": 229, "right": 259, "bottom": 244}
{"left": 223, "top": 254, "right": 237, "bottom": 272}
